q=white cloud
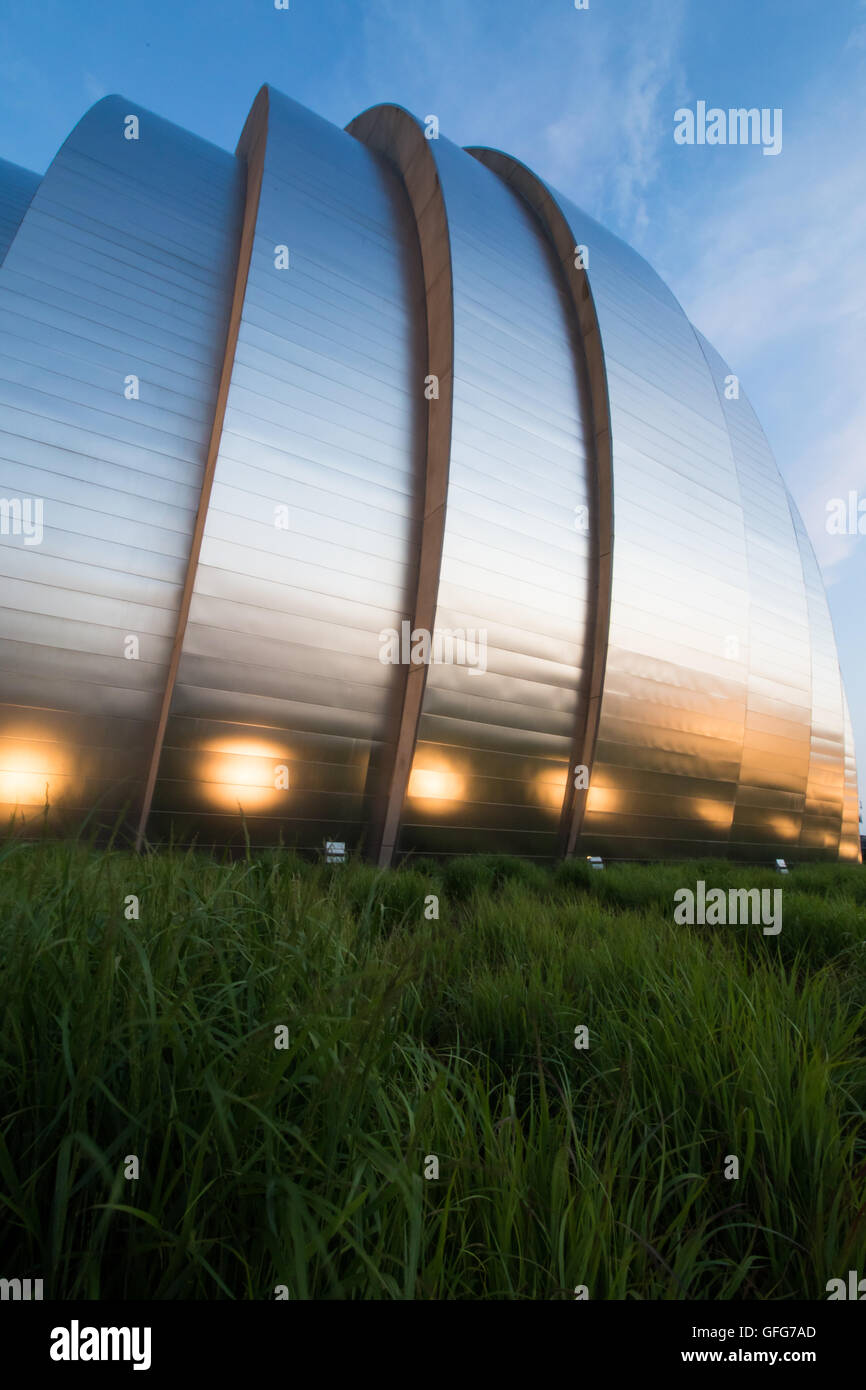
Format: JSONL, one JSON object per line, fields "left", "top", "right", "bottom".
{"left": 652, "top": 51, "right": 866, "bottom": 805}
{"left": 800, "top": 409, "right": 866, "bottom": 576}
{"left": 540, "top": 0, "right": 687, "bottom": 233}
{"left": 656, "top": 63, "right": 866, "bottom": 581}
{"left": 349, "top": 0, "right": 686, "bottom": 240}
{"left": 670, "top": 143, "right": 866, "bottom": 368}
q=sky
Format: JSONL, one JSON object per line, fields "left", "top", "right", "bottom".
{"left": 0, "top": 0, "right": 863, "bottom": 827}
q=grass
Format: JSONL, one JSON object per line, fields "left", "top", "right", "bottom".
{"left": 0, "top": 840, "right": 865, "bottom": 1299}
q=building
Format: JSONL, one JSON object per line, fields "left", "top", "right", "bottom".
{"left": 0, "top": 87, "right": 859, "bottom": 862}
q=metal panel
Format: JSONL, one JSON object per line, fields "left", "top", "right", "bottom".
{"left": 0, "top": 88, "right": 857, "bottom": 861}
{"left": 841, "top": 689, "right": 861, "bottom": 861}
{"left": 0, "top": 97, "right": 242, "bottom": 831}
{"left": 146, "top": 88, "right": 428, "bottom": 847}
{"left": 694, "top": 330, "right": 817, "bottom": 858}
{"left": 0, "top": 157, "right": 40, "bottom": 265}
{"left": 354, "top": 124, "right": 597, "bottom": 859}
{"left": 509, "top": 185, "right": 752, "bottom": 859}
{"left": 476, "top": 151, "right": 856, "bottom": 862}
{"left": 464, "top": 147, "right": 613, "bottom": 857}
{"left": 787, "top": 496, "right": 845, "bottom": 853}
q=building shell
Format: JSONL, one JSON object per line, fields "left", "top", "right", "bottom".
{"left": 0, "top": 88, "right": 859, "bottom": 862}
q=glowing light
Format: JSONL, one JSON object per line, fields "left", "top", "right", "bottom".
{"left": 406, "top": 761, "right": 465, "bottom": 812}
{"left": 768, "top": 814, "right": 798, "bottom": 841}
{"left": 408, "top": 768, "right": 462, "bottom": 800}
{"left": 0, "top": 735, "right": 72, "bottom": 811}
{"left": 199, "top": 738, "right": 291, "bottom": 813}
{"left": 585, "top": 785, "right": 621, "bottom": 815}
{"left": 692, "top": 798, "right": 734, "bottom": 830}
{"left": 534, "top": 766, "right": 568, "bottom": 811}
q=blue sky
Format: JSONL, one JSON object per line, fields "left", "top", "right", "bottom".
{"left": 1, "top": 0, "right": 864, "bottom": 826}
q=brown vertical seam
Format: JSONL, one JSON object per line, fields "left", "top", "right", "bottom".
{"left": 346, "top": 105, "right": 455, "bottom": 868}
{"left": 464, "top": 147, "right": 614, "bottom": 859}
{"left": 134, "top": 87, "right": 270, "bottom": 850}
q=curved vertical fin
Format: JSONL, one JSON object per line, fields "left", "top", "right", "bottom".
{"left": 466, "top": 147, "right": 614, "bottom": 857}
{"left": 347, "top": 105, "right": 455, "bottom": 867}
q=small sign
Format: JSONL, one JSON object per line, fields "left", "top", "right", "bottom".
{"left": 325, "top": 840, "right": 347, "bottom": 864}
{"left": 775, "top": 857, "right": 789, "bottom": 874}
{"left": 587, "top": 855, "right": 604, "bottom": 871}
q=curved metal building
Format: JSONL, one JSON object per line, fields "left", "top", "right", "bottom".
{"left": 0, "top": 87, "right": 859, "bottom": 862}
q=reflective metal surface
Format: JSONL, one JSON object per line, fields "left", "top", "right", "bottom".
{"left": 473, "top": 150, "right": 859, "bottom": 863}
{"left": 359, "top": 119, "right": 595, "bottom": 859}
{"left": 0, "top": 88, "right": 857, "bottom": 860}
{"left": 146, "top": 88, "right": 427, "bottom": 848}
{"left": 463, "top": 146, "right": 613, "bottom": 861}
{"left": 789, "top": 497, "right": 846, "bottom": 854}
{"left": 841, "top": 691, "right": 861, "bottom": 860}
{"left": 696, "top": 328, "right": 859, "bottom": 859}
{"left": 0, "top": 158, "right": 40, "bottom": 265}
{"left": 692, "top": 328, "right": 812, "bottom": 858}
{"left": 0, "top": 97, "right": 242, "bottom": 830}
{"left": 518, "top": 181, "right": 755, "bottom": 859}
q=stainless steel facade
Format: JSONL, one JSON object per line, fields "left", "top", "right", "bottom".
{"left": 146, "top": 89, "right": 428, "bottom": 848}
{"left": 350, "top": 111, "right": 596, "bottom": 860}
{"left": 0, "top": 157, "right": 40, "bottom": 265}
{"left": 0, "top": 97, "right": 242, "bottom": 833}
{"left": 0, "top": 87, "right": 859, "bottom": 861}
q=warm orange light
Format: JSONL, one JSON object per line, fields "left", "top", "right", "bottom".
{"left": 768, "top": 814, "right": 798, "bottom": 841}
{"left": 199, "top": 738, "right": 291, "bottom": 813}
{"left": 0, "top": 736, "right": 72, "bottom": 810}
{"left": 585, "top": 785, "right": 621, "bottom": 815}
{"left": 692, "top": 797, "right": 734, "bottom": 830}
{"left": 408, "top": 768, "right": 463, "bottom": 801}
{"left": 406, "top": 758, "right": 466, "bottom": 812}
{"left": 534, "top": 766, "right": 568, "bottom": 811}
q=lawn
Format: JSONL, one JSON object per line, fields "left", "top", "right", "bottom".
{"left": 1, "top": 839, "right": 864, "bottom": 1299}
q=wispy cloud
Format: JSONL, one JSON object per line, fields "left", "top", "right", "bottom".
{"left": 540, "top": 0, "right": 687, "bottom": 233}
{"left": 660, "top": 57, "right": 866, "bottom": 580}
{"left": 848, "top": 0, "right": 866, "bottom": 51}
{"left": 652, "top": 34, "right": 866, "bottom": 794}
{"left": 347, "top": 0, "right": 686, "bottom": 239}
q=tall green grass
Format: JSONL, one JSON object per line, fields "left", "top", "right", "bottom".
{"left": 1, "top": 842, "right": 864, "bottom": 1299}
